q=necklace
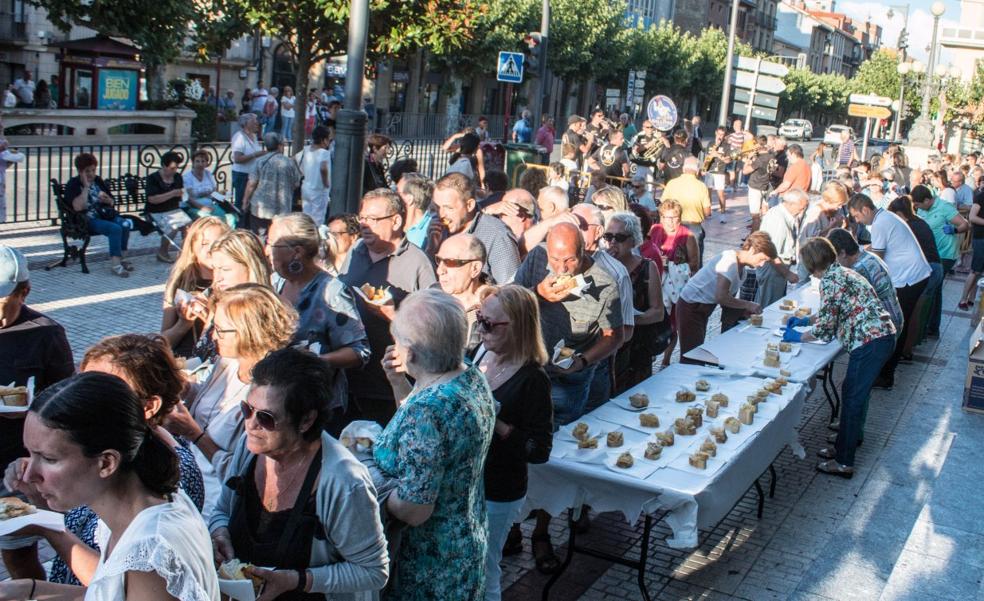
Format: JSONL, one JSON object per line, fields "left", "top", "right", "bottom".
{"left": 263, "top": 445, "right": 317, "bottom": 511}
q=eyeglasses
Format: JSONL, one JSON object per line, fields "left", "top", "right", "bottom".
{"left": 358, "top": 213, "right": 397, "bottom": 223}
{"left": 240, "top": 400, "right": 279, "bottom": 430}
{"left": 435, "top": 256, "right": 480, "bottom": 268}
{"left": 213, "top": 325, "right": 236, "bottom": 338}
{"left": 328, "top": 229, "right": 352, "bottom": 236}
{"left": 602, "top": 232, "right": 633, "bottom": 244}
{"left": 593, "top": 204, "right": 612, "bottom": 212}
{"left": 476, "top": 312, "right": 509, "bottom": 333}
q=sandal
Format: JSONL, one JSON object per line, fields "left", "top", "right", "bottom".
{"left": 817, "top": 446, "right": 836, "bottom": 459}
{"left": 531, "top": 535, "right": 561, "bottom": 574}
{"left": 120, "top": 259, "right": 135, "bottom": 272}
{"left": 816, "top": 459, "right": 854, "bottom": 479}
{"left": 959, "top": 301, "right": 971, "bottom": 311}
{"left": 111, "top": 264, "right": 130, "bottom": 278}
{"left": 502, "top": 524, "right": 523, "bottom": 557}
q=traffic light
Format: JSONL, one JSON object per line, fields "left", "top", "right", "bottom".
{"left": 897, "top": 29, "right": 908, "bottom": 51}
{"left": 524, "top": 32, "right": 542, "bottom": 72}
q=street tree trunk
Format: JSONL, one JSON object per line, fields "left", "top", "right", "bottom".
{"left": 147, "top": 64, "right": 166, "bottom": 102}
{"left": 292, "top": 27, "right": 314, "bottom": 155}
{"left": 445, "top": 73, "right": 465, "bottom": 137}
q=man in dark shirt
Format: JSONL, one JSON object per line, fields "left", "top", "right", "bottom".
{"left": 767, "top": 135, "right": 788, "bottom": 192}
{"left": 339, "top": 190, "right": 436, "bottom": 426}
{"left": 703, "top": 126, "right": 733, "bottom": 215}
{"left": 562, "top": 115, "right": 591, "bottom": 169}
{"left": 590, "top": 128, "right": 629, "bottom": 179}
{"left": 584, "top": 109, "right": 609, "bottom": 154}
{"left": 0, "top": 246, "right": 74, "bottom": 475}
{"left": 659, "top": 129, "right": 690, "bottom": 182}
{"left": 742, "top": 135, "right": 774, "bottom": 231}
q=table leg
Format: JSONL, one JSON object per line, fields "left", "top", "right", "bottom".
{"left": 820, "top": 365, "right": 837, "bottom": 418}
{"left": 755, "top": 479, "right": 765, "bottom": 519}
{"left": 768, "top": 464, "right": 777, "bottom": 498}
{"left": 637, "top": 515, "right": 654, "bottom": 601}
{"left": 541, "top": 509, "right": 577, "bottom": 601}
{"left": 829, "top": 362, "right": 841, "bottom": 416}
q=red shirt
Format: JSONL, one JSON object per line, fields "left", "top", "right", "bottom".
{"left": 782, "top": 159, "right": 811, "bottom": 192}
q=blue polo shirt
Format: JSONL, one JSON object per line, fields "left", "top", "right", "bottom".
{"left": 405, "top": 211, "right": 433, "bottom": 249}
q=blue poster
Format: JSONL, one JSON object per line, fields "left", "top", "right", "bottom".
{"left": 98, "top": 70, "right": 138, "bottom": 110}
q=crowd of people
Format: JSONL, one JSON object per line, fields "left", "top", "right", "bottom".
{"left": 0, "top": 107, "right": 983, "bottom": 601}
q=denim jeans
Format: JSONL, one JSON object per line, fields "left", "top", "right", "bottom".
{"left": 881, "top": 277, "right": 928, "bottom": 382}
{"left": 281, "top": 116, "right": 294, "bottom": 142}
{"left": 928, "top": 259, "right": 954, "bottom": 335}
{"left": 86, "top": 215, "right": 131, "bottom": 257}
{"left": 484, "top": 498, "right": 525, "bottom": 601}
{"left": 836, "top": 335, "right": 895, "bottom": 466}
{"left": 683, "top": 222, "right": 705, "bottom": 266}
{"left": 231, "top": 171, "right": 249, "bottom": 225}
{"left": 585, "top": 356, "right": 612, "bottom": 413}
{"left": 549, "top": 363, "right": 598, "bottom": 428}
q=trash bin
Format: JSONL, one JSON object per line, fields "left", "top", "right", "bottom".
{"left": 505, "top": 143, "right": 543, "bottom": 187}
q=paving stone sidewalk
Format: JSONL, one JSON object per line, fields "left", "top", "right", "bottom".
{"left": 3, "top": 195, "right": 983, "bottom": 600}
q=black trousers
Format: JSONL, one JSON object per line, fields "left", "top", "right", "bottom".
{"left": 881, "top": 276, "right": 929, "bottom": 381}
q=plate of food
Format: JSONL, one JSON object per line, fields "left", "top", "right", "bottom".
{"left": 603, "top": 450, "right": 661, "bottom": 479}
{"left": 550, "top": 273, "right": 589, "bottom": 298}
{"left": 0, "top": 379, "right": 32, "bottom": 414}
{"left": 0, "top": 497, "right": 64, "bottom": 537}
{"left": 611, "top": 391, "right": 652, "bottom": 412}
{"left": 551, "top": 340, "right": 576, "bottom": 370}
{"left": 217, "top": 559, "right": 265, "bottom": 601}
{"left": 667, "top": 443, "right": 729, "bottom": 477}
{"left": 558, "top": 417, "right": 608, "bottom": 445}
{"left": 355, "top": 283, "right": 393, "bottom": 305}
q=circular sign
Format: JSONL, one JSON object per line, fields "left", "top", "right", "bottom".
{"left": 646, "top": 95, "right": 678, "bottom": 131}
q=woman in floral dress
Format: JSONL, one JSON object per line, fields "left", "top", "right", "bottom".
{"left": 374, "top": 289, "right": 495, "bottom": 600}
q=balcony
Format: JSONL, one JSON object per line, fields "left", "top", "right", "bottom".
{"left": 757, "top": 12, "right": 777, "bottom": 30}
{"left": 941, "top": 27, "right": 984, "bottom": 50}
{"left": 0, "top": 14, "right": 28, "bottom": 44}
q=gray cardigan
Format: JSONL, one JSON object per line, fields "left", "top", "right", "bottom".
{"left": 209, "top": 432, "right": 389, "bottom": 600}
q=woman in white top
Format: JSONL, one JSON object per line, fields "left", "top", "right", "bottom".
{"left": 163, "top": 284, "right": 296, "bottom": 515}
{"left": 182, "top": 150, "right": 237, "bottom": 228}
{"left": 230, "top": 113, "right": 266, "bottom": 214}
{"left": 0, "top": 372, "right": 219, "bottom": 601}
{"left": 280, "top": 86, "right": 296, "bottom": 144}
{"left": 298, "top": 125, "right": 333, "bottom": 225}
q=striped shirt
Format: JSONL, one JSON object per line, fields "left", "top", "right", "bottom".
{"left": 467, "top": 212, "right": 521, "bottom": 285}
{"left": 837, "top": 139, "right": 855, "bottom": 166}
{"left": 726, "top": 131, "right": 747, "bottom": 150}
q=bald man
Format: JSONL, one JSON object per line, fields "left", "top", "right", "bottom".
{"left": 435, "top": 233, "right": 487, "bottom": 354}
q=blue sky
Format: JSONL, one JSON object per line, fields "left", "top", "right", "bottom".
{"left": 838, "top": 0, "right": 967, "bottom": 63}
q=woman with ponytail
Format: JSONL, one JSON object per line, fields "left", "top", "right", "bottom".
{"left": 0, "top": 372, "right": 220, "bottom": 600}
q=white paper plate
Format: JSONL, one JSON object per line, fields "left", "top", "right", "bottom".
{"left": 563, "top": 446, "right": 608, "bottom": 464}
{"left": 0, "top": 508, "right": 65, "bottom": 537}
{"left": 354, "top": 285, "right": 394, "bottom": 305}
{"left": 603, "top": 450, "right": 661, "bottom": 479}
{"left": 610, "top": 395, "right": 651, "bottom": 412}
{"left": 551, "top": 339, "right": 575, "bottom": 369}
{"left": 557, "top": 417, "right": 608, "bottom": 444}
{"left": 218, "top": 578, "right": 257, "bottom": 601}
{"left": 667, "top": 448, "right": 729, "bottom": 477}
{"left": 0, "top": 404, "right": 28, "bottom": 415}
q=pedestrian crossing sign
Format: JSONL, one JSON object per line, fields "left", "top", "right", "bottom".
{"left": 497, "top": 51, "right": 524, "bottom": 84}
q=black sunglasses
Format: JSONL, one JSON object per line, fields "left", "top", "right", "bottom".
{"left": 240, "top": 401, "right": 278, "bottom": 430}
{"left": 602, "top": 232, "right": 633, "bottom": 243}
{"left": 475, "top": 311, "right": 509, "bottom": 333}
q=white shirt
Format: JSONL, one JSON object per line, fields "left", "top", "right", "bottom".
{"left": 230, "top": 131, "right": 261, "bottom": 175}
{"left": 182, "top": 170, "right": 216, "bottom": 203}
{"left": 87, "top": 491, "right": 219, "bottom": 601}
{"left": 280, "top": 95, "right": 295, "bottom": 118}
{"left": 593, "top": 250, "right": 635, "bottom": 328}
{"left": 870, "top": 209, "right": 932, "bottom": 287}
{"left": 680, "top": 250, "right": 742, "bottom": 305}
{"left": 250, "top": 88, "right": 268, "bottom": 113}
{"left": 300, "top": 146, "right": 332, "bottom": 199}
{"left": 3, "top": 90, "right": 16, "bottom": 108}
{"left": 13, "top": 78, "right": 33, "bottom": 104}
{"left": 939, "top": 187, "right": 957, "bottom": 205}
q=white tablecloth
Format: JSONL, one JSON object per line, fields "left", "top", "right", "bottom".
{"left": 525, "top": 364, "right": 806, "bottom": 549}
{"left": 684, "top": 281, "right": 844, "bottom": 382}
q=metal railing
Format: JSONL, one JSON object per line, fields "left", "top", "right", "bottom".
{"left": 2, "top": 137, "right": 505, "bottom": 224}
{"left": 379, "top": 113, "right": 507, "bottom": 139}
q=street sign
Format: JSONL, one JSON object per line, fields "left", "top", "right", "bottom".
{"left": 733, "top": 55, "right": 789, "bottom": 79}
{"left": 497, "top": 51, "right": 524, "bottom": 84}
{"left": 734, "top": 89, "right": 779, "bottom": 109}
{"left": 848, "top": 104, "right": 892, "bottom": 119}
{"left": 647, "top": 95, "right": 678, "bottom": 131}
{"left": 849, "top": 93, "right": 892, "bottom": 107}
{"left": 732, "top": 102, "right": 778, "bottom": 122}
{"left": 731, "top": 71, "right": 786, "bottom": 95}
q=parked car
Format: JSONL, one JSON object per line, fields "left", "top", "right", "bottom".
{"left": 823, "top": 124, "right": 855, "bottom": 145}
{"left": 779, "top": 119, "right": 813, "bottom": 141}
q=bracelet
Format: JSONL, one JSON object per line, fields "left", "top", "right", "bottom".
{"left": 192, "top": 431, "right": 206, "bottom": 445}
{"left": 28, "top": 579, "right": 36, "bottom": 599}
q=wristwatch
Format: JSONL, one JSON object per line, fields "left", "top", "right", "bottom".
{"left": 294, "top": 569, "right": 308, "bottom": 593}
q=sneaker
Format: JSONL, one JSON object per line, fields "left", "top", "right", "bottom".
{"left": 156, "top": 252, "right": 176, "bottom": 264}
{"left": 111, "top": 264, "right": 130, "bottom": 278}
{"left": 872, "top": 376, "right": 893, "bottom": 390}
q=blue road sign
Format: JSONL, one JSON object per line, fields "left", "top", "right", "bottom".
{"left": 497, "top": 51, "right": 524, "bottom": 84}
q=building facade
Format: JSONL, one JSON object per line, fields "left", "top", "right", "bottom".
{"left": 941, "top": 0, "right": 984, "bottom": 84}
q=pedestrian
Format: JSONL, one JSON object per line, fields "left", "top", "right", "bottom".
{"left": 298, "top": 125, "right": 332, "bottom": 225}
{"left": 242, "top": 132, "right": 301, "bottom": 235}
{"left": 742, "top": 135, "right": 774, "bottom": 232}
{"left": 749, "top": 189, "right": 807, "bottom": 307}
{"left": 534, "top": 115, "right": 556, "bottom": 162}
{"left": 230, "top": 113, "right": 266, "bottom": 219}
{"left": 262, "top": 86, "right": 279, "bottom": 135}
{"left": 12, "top": 70, "right": 34, "bottom": 107}
{"left": 662, "top": 157, "right": 712, "bottom": 262}
{"left": 279, "top": 85, "right": 295, "bottom": 143}
{"left": 363, "top": 133, "right": 391, "bottom": 193}
{"left": 512, "top": 109, "right": 533, "bottom": 144}
{"left": 64, "top": 153, "right": 133, "bottom": 276}
{"left": 0, "top": 121, "right": 25, "bottom": 223}
{"left": 958, "top": 174, "right": 984, "bottom": 310}
{"left": 837, "top": 128, "right": 858, "bottom": 168}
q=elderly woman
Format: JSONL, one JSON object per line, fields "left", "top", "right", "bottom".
{"left": 210, "top": 348, "right": 389, "bottom": 599}
{"left": 164, "top": 283, "right": 296, "bottom": 513}
{"left": 784, "top": 238, "right": 897, "bottom": 478}
{"left": 266, "top": 213, "right": 370, "bottom": 430}
{"left": 323, "top": 213, "right": 360, "bottom": 275}
{"left": 231, "top": 112, "right": 267, "bottom": 215}
{"left": 677, "top": 232, "right": 776, "bottom": 362}
{"left": 2, "top": 334, "right": 205, "bottom": 585}
{"left": 375, "top": 289, "right": 496, "bottom": 600}
{"left": 589, "top": 185, "right": 629, "bottom": 224}
{"left": 183, "top": 149, "right": 237, "bottom": 228}
{"left": 146, "top": 150, "right": 191, "bottom": 262}
{"left": 436, "top": 233, "right": 488, "bottom": 356}
{"left": 472, "top": 285, "right": 553, "bottom": 601}
{"left": 244, "top": 132, "right": 302, "bottom": 235}
{"left": 64, "top": 152, "right": 132, "bottom": 277}
{"left": 161, "top": 216, "right": 230, "bottom": 357}
{"left": 0, "top": 373, "right": 219, "bottom": 600}
{"left": 641, "top": 199, "right": 699, "bottom": 366}
{"left": 605, "top": 211, "right": 667, "bottom": 390}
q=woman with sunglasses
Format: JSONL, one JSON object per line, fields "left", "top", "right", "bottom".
{"left": 376, "top": 289, "right": 495, "bottom": 601}
{"left": 2, "top": 335, "right": 205, "bottom": 587}
{"left": 0, "top": 372, "right": 219, "bottom": 601}
{"left": 641, "top": 199, "right": 700, "bottom": 366}
{"left": 209, "top": 347, "right": 389, "bottom": 600}
{"left": 164, "top": 283, "right": 297, "bottom": 515}
{"left": 605, "top": 212, "right": 668, "bottom": 390}
{"left": 472, "top": 285, "right": 553, "bottom": 600}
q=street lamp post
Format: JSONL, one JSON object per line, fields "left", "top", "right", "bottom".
{"left": 887, "top": 4, "right": 910, "bottom": 142}
{"left": 717, "top": 0, "right": 741, "bottom": 127}
{"left": 894, "top": 61, "right": 911, "bottom": 142}
{"left": 907, "top": 1, "right": 945, "bottom": 148}
{"left": 331, "top": 0, "right": 370, "bottom": 217}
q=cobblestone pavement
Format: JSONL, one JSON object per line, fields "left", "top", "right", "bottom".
{"left": 3, "top": 194, "right": 983, "bottom": 599}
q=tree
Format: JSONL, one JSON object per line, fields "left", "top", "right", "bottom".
{"left": 851, "top": 48, "right": 922, "bottom": 135}
{"left": 197, "top": 0, "right": 484, "bottom": 151}
{"left": 28, "top": 0, "right": 201, "bottom": 100}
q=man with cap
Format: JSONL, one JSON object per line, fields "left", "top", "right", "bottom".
{"left": 0, "top": 245, "right": 74, "bottom": 476}
{"left": 562, "top": 115, "right": 592, "bottom": 168}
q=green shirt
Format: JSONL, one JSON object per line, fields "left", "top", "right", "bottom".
{"left": 917, "top": 198, "right": 960, "bottom": 261}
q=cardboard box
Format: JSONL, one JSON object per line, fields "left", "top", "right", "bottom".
{"left": 964, "top": 319, "right": 984, "bottom": 413}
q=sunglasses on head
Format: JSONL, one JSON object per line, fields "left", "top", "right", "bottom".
{"left": 475, "top": 311, "right": 509, "bottom": 333}
{"left": 602, "top": 232, "right": 633, "bottom": 243}
{"left": 240, "top": 400, "right": 278, "bottom": 430}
